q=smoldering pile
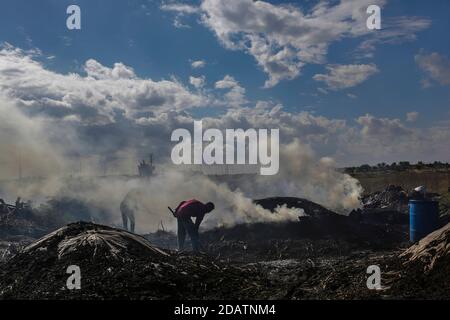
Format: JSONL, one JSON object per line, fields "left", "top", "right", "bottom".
{"left": 347, "top": 185, "right": 411, "bottom": 227}
{"left": 362, "top": 185, "right": 409, "bottom": 211}
{"left": 356, "top": 185, "right": 448, "bottom": 227}
{"left": 0, "top": 222, "right": 274, "bottom": 299}
{"left": 144, "top": 196, "right": 409, "bottom": 263}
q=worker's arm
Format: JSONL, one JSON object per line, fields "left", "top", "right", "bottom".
{"left": 194, "top": 215, "right": 204, "bottom": 230}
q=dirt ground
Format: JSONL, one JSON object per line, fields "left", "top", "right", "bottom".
{"left": 1, "top": 191, "right": 450, "bottom": 300}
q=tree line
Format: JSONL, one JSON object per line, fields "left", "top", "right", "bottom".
{"left": 344, "top": 161, "right": 450, "bottom": 174}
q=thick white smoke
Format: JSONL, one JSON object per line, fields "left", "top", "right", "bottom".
{"left": 0, "top": 96, "right": 361, "bottom": 233}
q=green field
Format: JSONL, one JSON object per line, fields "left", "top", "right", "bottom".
{"left": 351, "top": 170, "right": 450, "bottom": 195}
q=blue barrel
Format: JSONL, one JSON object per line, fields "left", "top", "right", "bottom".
{"left": 409, "top": 200, "right": 439, "bottom": 242}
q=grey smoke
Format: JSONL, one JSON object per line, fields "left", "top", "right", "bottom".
{"left": 0, "top": 94, "right": 361, "bottom": 232}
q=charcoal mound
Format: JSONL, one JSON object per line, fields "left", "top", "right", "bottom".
{"left": 0, "top": 222, "right": 266, "bottom": 299}
{"left": 222, "top": 197, "right": 404, "bottom": 244}
{"left": 23, "top": 222, "right": 168, "bottom": 262}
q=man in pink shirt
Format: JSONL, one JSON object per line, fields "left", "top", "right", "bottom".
{"left": 174, "top": 199, "right": 215, "bottom": 252}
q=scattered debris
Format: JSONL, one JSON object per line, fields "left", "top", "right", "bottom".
{"left": 362, "top": 185, "right": 409, "bottom": 211}
{"left": 0, "top": 196, "right": 109, "bottom": 239}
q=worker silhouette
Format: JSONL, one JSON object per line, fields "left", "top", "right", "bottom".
{"left": 173, "top": 199, "right": 215, "bottom": 252}
{"left": 120, "top": 189, "right": 143, "bottom": 233}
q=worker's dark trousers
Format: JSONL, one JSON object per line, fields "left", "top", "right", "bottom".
{"left": 122, "top": 211, "right": 135, "bottom": 233}
{"left": 177, "top": 217, "right": 200, "bottom": 251}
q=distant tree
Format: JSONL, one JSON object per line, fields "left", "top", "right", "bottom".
{"left": 360, "top": 164, "right": 371, "bottom": 172}
{"left": 417, "top": 161, "right": 424, "bottom": 170}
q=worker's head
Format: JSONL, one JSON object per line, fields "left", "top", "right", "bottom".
{"left": 205, "top": 202, "right": 215, "bottom": 213}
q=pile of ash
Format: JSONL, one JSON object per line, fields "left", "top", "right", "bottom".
{"left": 362, "top": 185, "right": 409, "bottom": 211}
{"left": 0, "top": 222, "right": 271, "bottom": 299}
{"left": 358, "top": 185, "right": 449, "bottom": 227}
{"left": 348, "top": 186, "right": 411, "bottom": 226}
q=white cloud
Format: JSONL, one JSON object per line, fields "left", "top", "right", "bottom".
{"left": 214, "top": 75, "right": 247, "bottom": 106}
{"left": 340, "top": 113, "right": 450, "bottom": 165}
{"left": 85, "top": 59, "right": 137, "bottom": 80}
{"left": 0, "top": 45, "right": 208, "bottom": 124}
{"left": 355, "top": 16, "right": 431, "bottom": 58}
{"left": 317, "top": 88, "right": 328, "bottom": 95}
{"left": 415, "top": 51, "right": 450, "bottom": 87}
{"left": 173, "top": 16, "right": 191, "bottom": 29}
{"left": 214, "top": 75, "right": 239, "bottom": 89}
{"left": 176, "top": 0, "right": 428, "bottom": 87}
{"left": 160, "top": 3, "right": 200, "bottom": 14}
{"left": 313, "top": 64, "right": 378, "bottom": 90}
{"left": 191, "top": 60, "right": 206, "bottom": 69}
{"left": 1, "top": 44, "right": 449, "bottom": 175}
{"left": 357, "top": 114, "right": 411, "bottom": 138}
{"left": 406, "top": 111, "right": 419, "bottom": 122}
{"left": 161, "top": 2, "right": 200, "bottom": 28}
{"left": 189, "top": 75, "right": 206, "bottom": 88}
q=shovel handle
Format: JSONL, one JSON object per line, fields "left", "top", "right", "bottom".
{"left": 168, "top": 206, "right": 176, "bottom": 217}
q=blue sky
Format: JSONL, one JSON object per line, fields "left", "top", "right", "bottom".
{"left": 1, "top": 0, "right": 449, "bottom": 124}
{"left": 0, "top": 0, "right": 450, "bottom": 168}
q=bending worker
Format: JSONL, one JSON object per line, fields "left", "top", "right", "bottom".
{"left": 173, "top": 199, "right": 215, "bottom": 252}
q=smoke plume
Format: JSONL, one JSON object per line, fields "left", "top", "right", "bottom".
{"left": 0, "top": 95, "right": 362, "bottom": 233}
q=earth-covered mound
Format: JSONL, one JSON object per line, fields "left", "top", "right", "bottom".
{"left": 0, "top": 222, "right": 269, "bottom": 299}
